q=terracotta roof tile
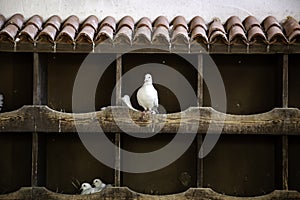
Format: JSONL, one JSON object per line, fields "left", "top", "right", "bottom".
{"left": 0, "top": 14, "right": 298, "bottom": 51}
{"left": 263, "top": 16, "right": 281, "bottom": 33}
{"left": 243, "top": 16, "right": 261, "bottom": 32}
{"left": 0, "top": 24, "right": 19, "bottom": 42}
{"left": 133, "top": 17, "right": 152, "bottom": 44}
{"left": 247, "top": 26, "right": 267, "bottom": 44}
{"left": 5, "top": 14, "right": 24, "bottom": 30}
{"left": 99, "top": 16, "right": 116, "bottom": 32}
{"left": 225, "top": 16, "right": 245, "bottom": 32}
{"left": 208, "top": 18, "right": 228, "bottom": 44}
{"left": 0, "top": 15, "right": 6, "bottom": 30}
{"left": 283, "top": 17, "right": 300, "bottom": 43}
{"left": 153, "top": 16, "right": 169, "bottom": 29}
{"left": 189, "top": 16, "right": 207, "bottom": 32}
{"left": 44, "top": 15, "right": 62, "bottom": 31}
{"left": 81, "top": 15, "right": 98, "bottom": 31}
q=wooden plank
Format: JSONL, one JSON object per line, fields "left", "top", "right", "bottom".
{"left": 3, "top": 105, "right": 300, "bottom": 134}
{"left": 282, "top": 135, "right": 289, "bottom": 190}
{"left": 115, "top": 54, "right": 122, "bottom": 187}
{"left": 282, "top": 54, "right": 288, "bottom": 108}
{"left": 1, "top": 187, "right": 299, "bottom": 200}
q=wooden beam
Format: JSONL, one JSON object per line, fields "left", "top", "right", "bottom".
{"left": 282, "top": 135, "right": 288, "bottom": 190}
{"left": 115, "top": 54, "right": 122, "bottom": 186}
{"left": 197, "top": 54, "right": 204, "bottom": 187}
{"left": 282, "top": 55, "right": 288, "bottom": 108}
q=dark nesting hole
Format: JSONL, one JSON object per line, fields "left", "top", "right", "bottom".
{"left": 203, "top": 135, "right": 278, "bottom": 197}
{"left": 122, "top": 53, "right": 198, "bottom": 113}
{"left": 122, "top": 134, "right": 197, "bottom": 195}
{"left": 45, "top": 133, "right": 114, "bottom": 194}
{"left": 203, "top": 54, "right": 282, "bottom": 115}
{"left": 289, "top": 54, "right": 300, "bottom": 108}
{"left": 288, "top": 136, "right": 300, "bottom": 192}
{"left": 0, "top": 133, "right": 32, "bottom": 194}
{"left": 47, "top": 53, "right": 116, "bottom": 113}
{"left": 0, "top": 52, "right": 33, "bottom": 112}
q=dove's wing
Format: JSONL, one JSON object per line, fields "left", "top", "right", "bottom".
{"left": 122, "top": 95, "right": 139, "bottom": 112}
{"left": 0, "top": 94, "right": 3, "bottom": 110}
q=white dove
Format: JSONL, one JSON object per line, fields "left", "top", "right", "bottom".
{"left": 0, "top": 94, "right": 3, "bottom": 111}
{"left": 137, "top": 74, "right": 159, "bottom": 114}
{"left": 93, "top": 178, "right": 108, "bottom": 193}
{"left": 80, "top": 183, "right": 96, "bottom": 195}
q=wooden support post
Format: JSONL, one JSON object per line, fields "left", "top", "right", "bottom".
{"left": 32, "top": 53, "right": 47, "bottom": 187}
{"left": 282, "top": 54, "right": 289, "bottom": 190}
{"left": 197, "top": 54, "right": 204, "bottom": 188}
{"left": 115, "top": 54, "right": 122, "bottom": 186}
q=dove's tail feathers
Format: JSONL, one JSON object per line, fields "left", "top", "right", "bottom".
{"left": 152, "top": 107, "right": 159, "bottom": 114}
{"left": 0, "top": 94, "right": 3, "bottom": 111}
{"left": 121, "top": 95, "right": 139, "bottom": 112}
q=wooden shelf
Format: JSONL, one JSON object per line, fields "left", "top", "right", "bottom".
{"left": 0, "top": 187, "right": 299, "bottom": 200}
{"left": 1, "top": 105, "right": 300, "bottom": 134}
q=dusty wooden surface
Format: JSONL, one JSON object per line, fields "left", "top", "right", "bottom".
{"left": 0, "top": 187, "right": 300, "bottom": 200}
{"left": 1, "top": 105, "right": 300, "bottom": 134}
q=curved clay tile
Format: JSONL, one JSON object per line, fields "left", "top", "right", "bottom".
{"left": 152, "top": 26, "right": 170, "bottom": 45}
{"left": 115, "top": 26, "right": 132, "bottom": 45}
{"left": 133, "top": 26, "right": 152, "bottom": 44}
{"left": 45, "top": 15, "right": 62, "bottom": 31}
{"left": 0, "top": 15, "right": 6, "bottom": 30}
{"left": 171, "top": 25, "right": 189, "bottom": 44}
{"left": 228, "top": 25, "right": 247, "bottom": 44}
{"left": 81, "top": 15, "right": 99, "bottom": 31}
{"left": 99, "top": 16, "right": 116, "bottom": 32}
{"left": 243, "top": 16, "right": 261, "bottom": 32}
{"left": 282, "top": 17, "right": 300, "bottom": 42}
{"left": 62, "top": 15, "right": 79, "bottom": 32}
{"left": 0, "top": 24, "right": 19, "bottom": 41}
{"left": 171, "top": 16, "right": 188, "bottom": 31}
{"left": 153, "top": 16, "right": 169, "bottom": 29}
{"left": 208, "top": 18, "right": 228, "bottom": 44}
{"left": 5, "top": 13, "right": 24, "bottom": 30}
{"left": 262, "top": 16, "right": 282, "bottom": 33}
{"left": 191, "top": 26, "right": 208, "bottom": 44}
{"left": 288, "top": 29, "right": 300, "bottom": 43}
{"left": 76, "top": 25, "right": 95, "bottom": 43}
{"left": 225, "top": 16, "right": 245, "bottom": 32}
{"left": 37, "top": 25, "right": 57, "bottom": 43}
{"left": 189, "top": 16, "right": 207, "bottom": 32}
{"left": 266, "top": 26, "right": 287, "bottom": 44}
{"left": 247, "top": 26, "right": 267, "bottom": 44}
{"left": 25, "top": 15, "right": 43, "bottom": 30}
{"left": 56, "top": 25, "right": 76, "bottom": 43}
{"left": 18, "top": 24, "right": 39, "bottom": 42}
{"left": 208, "top": 18, "right": 226, "bottom": 37}
{"left": 136, "top": 17, "right": 152, "bottom": 30}
{"left": 95, "top": 25, "right": 114, "bottom": 44}
{"left": 117, "top": 16, "right": 134, "bottom": 31}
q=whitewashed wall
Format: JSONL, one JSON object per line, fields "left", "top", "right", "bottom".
{"left": 0, "top": 0, "right": 299, "bottom": 22}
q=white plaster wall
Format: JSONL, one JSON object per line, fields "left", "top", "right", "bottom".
{"left": 0, "top": 0, "right": 299, "bottom": 22}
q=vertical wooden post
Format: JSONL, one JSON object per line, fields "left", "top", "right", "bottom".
{"left": 282, "top": 54, "right": 289, "bottom": 190}
{"left": 197, "top": 54, "right": 204, "bottom": 187}
{"left": 115, "top": 54, "right": 122, "bottom": 186}
{"left": 32, "top": 53, "right": 47, "bottom": 187}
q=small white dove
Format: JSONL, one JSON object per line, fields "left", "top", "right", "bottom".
{"left": 137, "top": 74, "right": 159, "bottom": 114}
{"left": 80, "top": 183, "right": 95, "bottom": 195}
{"left": 93, "top": 178, "right": 108, "bottom": 193}
{"left": 0, "top": 94, "right": 3, "bottom": 111}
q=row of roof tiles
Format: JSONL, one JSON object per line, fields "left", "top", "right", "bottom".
{"left": 0, "top": 14, "right": 299, "bottom": 48}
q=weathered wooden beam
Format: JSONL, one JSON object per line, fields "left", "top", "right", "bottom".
{"left": 2, "top": 106, "right": 300, "bottom": 134}
{"left": 0, "top": 187, "right": 300, "bottom": 200}
{"left": 115, "top": 54, "right": 122, "bottom": 187}
{"left": 282, "top": 54, "right": 288, "bottom": 108}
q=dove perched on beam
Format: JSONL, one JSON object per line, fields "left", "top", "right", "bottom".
{"left": 137, "top": 74, "right": 159, "bottom": 114}
{"left": 93, "top": 178, "right": 109, "bottom": 193}
{"left": 80, "top": 183, "right": 95, "bottom": 195}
